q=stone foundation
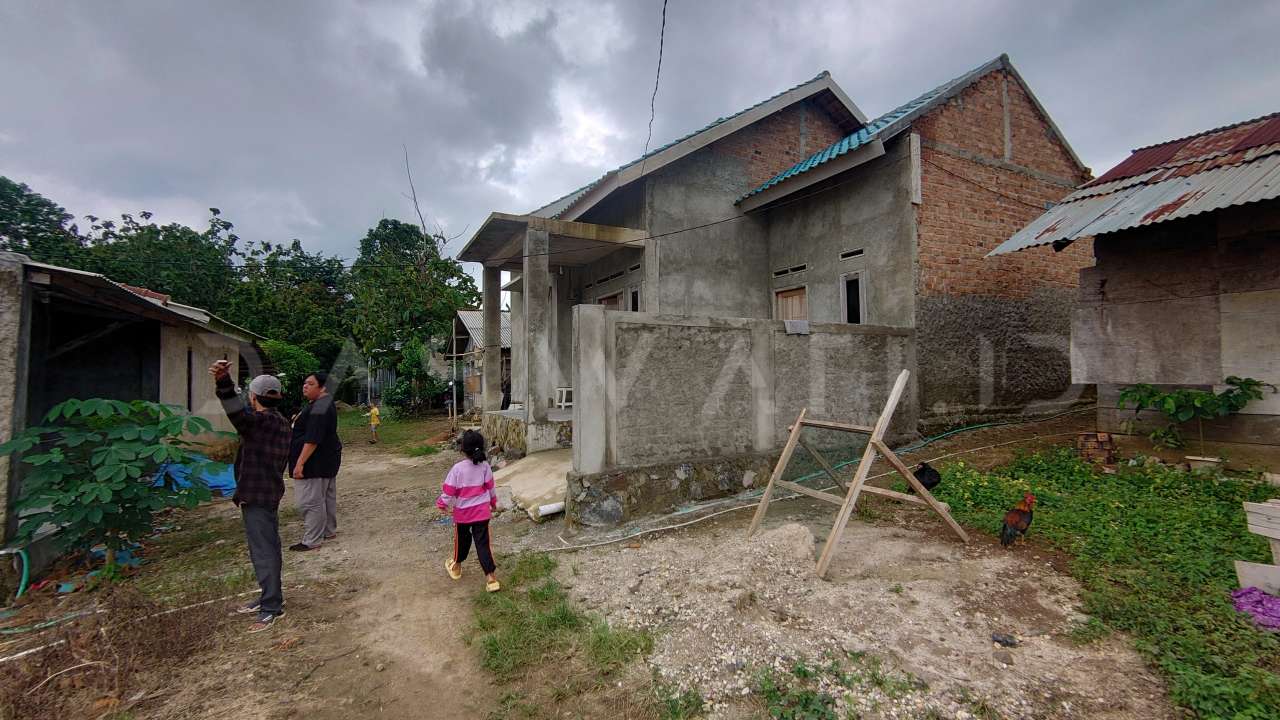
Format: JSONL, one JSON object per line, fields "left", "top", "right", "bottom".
{"left": 567, "top": 454, "right": 777, "bottom": 527}
{"left": 481, "top": 411, "right": 573, "bottom": 457}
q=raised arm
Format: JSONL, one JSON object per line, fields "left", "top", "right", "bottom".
{"left": 210, "top": 360, "right": 256, "bottom": 437}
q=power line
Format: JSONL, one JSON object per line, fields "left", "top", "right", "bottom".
{"left": 638, "top": 0, "right": 669, "bottom": 178}
{"left": 922, "top": 158, "right": 1049, "bottom": 211}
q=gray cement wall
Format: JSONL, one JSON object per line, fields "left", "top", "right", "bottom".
{"left": 1076, "top": 204, "right": 1280, "bottom": 444}
{"left": 158, "top": 324, "right": 240, "bottom": 433}
{"left": 644, "top": 147, "right": 773, "bottom": 319}
{"left": 571, "top": 305, "right": 916, "bottom": 520}
{"left": 762, "top": 137, "right": 917, "bottom": 327}
{"left": 916, "top": 287, "right": 1083, "bottom": 432}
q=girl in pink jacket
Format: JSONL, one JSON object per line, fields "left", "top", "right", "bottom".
{"left": 438, "top": 430, "right": 500, "bottom": 592}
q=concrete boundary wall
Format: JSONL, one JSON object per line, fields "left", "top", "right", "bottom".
{"left": 572, "top": 305, "right": 916, "bottom": 475}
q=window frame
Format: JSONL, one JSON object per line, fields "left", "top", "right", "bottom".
{"left": 840, "top": 271, "right": 867, "bottom": 324}
{"left": 773, "top": 283, "right": 809, "bottom": 321}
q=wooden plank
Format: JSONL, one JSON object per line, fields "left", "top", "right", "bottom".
{"left": 1244, "top": 501, "right": 1280, "bottom": 517}
{"left": 861, "top": 484, "right": 947, "bottom": 511}
{"left": 798, "top": 418, "right": 875, "bottom": 435}
{"left": 1235, "top": 560, "right": 1280, "bottom": 594}
{"left": 814, "top": 440, "right": 877, "bottom": 578}
{"left": 1247, "top": 522, "right": 1280, "bottom": 541}
{"left": 748, "top": 408, "right": 806, "bottom": 536}
{"left": 1245, "top": 513, "right": 1280, "bottom": 532}
{"left": 870, "top": 370, "right": 910, "bottom": 442}
{"left": 776, "top": 480, "right": 844, "bottom": 506}
{"left": 875, "top": 439, "right": 970, "bottom": 543}
{"left": 815, "top": 370, "right": 910, "bottom": 578}
{"left": 797, "top": 437, "right": 849, "bottom": 491}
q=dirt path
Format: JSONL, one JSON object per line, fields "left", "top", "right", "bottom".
{"left": 151, "top": 443, "right": 500, "bottom": 720}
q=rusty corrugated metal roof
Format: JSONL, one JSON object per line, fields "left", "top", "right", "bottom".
{"left": 991, "top": 112, "right": 1280, "bottom": 256}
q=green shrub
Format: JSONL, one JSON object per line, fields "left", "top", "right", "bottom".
{"left": 0, "top": 399, "right": 223, "bottom": 567}
{"left": 931, "top": 450, "right": 1280, "bottom": 719}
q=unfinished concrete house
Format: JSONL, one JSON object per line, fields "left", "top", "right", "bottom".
{"left": 459, "top": 55, "right": 1093, "bottom": 524}
{"left": 992, "top": 112, "right": 1280, "bottom": 446}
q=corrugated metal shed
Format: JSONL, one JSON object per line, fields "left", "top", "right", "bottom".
{"left": 991, "top": 112, "right": 1280, "bottom": 256}
{"left": 456, "top": 310, "right": 511, "bottom": 350}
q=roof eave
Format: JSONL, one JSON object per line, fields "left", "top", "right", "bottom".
{"left": 557, "top": 74, "right": 869, "bottom": 223}
{"left": 738, "top": 138, "right": 887, "bottom": 212}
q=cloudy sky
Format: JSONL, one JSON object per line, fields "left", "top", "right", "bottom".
{"left": 1, "top": 0, "right": 1276, "bottom": 265}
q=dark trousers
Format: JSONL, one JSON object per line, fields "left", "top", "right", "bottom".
{"left": 242, "top": 503, "right": 284, "bottom": 615}
{"left": 453, "top": 520, "right": 496, "bottom": 574}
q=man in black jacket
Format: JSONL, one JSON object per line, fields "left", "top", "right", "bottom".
{"left": 211, "top": 360, "right": 291, "bottom": 633}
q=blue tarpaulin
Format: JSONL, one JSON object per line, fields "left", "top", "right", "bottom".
{"left": 155, "top": 456, "right": 236, "bottom": 496}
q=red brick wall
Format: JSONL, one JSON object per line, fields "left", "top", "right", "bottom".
{"left": 914, "top": 69, "right": 1093, "bottom": 299}
{"left": 711, "top": 99, "right": 847, "bottom": 191}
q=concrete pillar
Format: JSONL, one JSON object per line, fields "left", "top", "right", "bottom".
{"left": 0, "top": 253, "right": 31, "bottom": 543}
{"left": 642, "top": 239, "right": 660, "bottom": 314}
{"left": 573, "top": 304, "right": 608, "bottom": 474}
{"left": 482, "top": 265, "right": 502, "bottom": 411}
{"left": 523, "top": 229, "right": 552, "bottom": 422}
{"left": 751, "top": 321, "right": 776, "bottom": 451}
{"left": 509, "top": 282, "right": 527, "bottom": 408}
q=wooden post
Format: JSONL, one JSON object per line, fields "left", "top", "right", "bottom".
{"left": 798, "top": 438, "right": 848, "bottom": 492}
{"left": 748, "top": 408, "right": 806, "bottom": 536}
{"left": 874, "top": 439, "right": 969, "bottom": 543}
{"left": 748, "top": 369, "right": 969, "bottom": 580}
{"left": 814, "top": 370, "right": 909, "bottom": 577}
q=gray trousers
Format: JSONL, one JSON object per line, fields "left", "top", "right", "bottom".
{"left": 241, "top": 504, "right": 283, "bottom": 615}
{"left": 295, "top": 476, "right": 337, "bottom": 547}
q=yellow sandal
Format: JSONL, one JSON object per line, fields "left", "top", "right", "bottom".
{"left": 486, "top": 579, "right": 501, "bottom": 593}
{"left": 445, "top": 558, "right": 462, "bottom": 580}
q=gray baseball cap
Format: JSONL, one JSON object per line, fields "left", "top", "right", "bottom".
{"left": 248, "top": 375, "right": 283, "bottom": 398}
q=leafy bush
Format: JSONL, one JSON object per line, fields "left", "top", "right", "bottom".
{"left": 928, "top": 450, "right": 1280, "bottom": 719}
{"left": 0, "top": 399, "right": 223, "bottom": 568}
{"left": 1118, "top": 376, "right": 1277, "bottom": 453}
{"left": 260, "top": 339, "right": 319, "bottom": 413}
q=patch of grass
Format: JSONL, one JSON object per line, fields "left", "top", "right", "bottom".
{"left": 755, "top": 664, "right": 839, "bottom": 720}
{"left": 888, "top": 583, "right": 904, "bottom": 595}
{"left": 752, "top": 653, "right": 919, "bottom": 720}
{"left": 655, "top": 679, "right": 705, "bottom": 720}
{"left": 470, "top": 553, "right": 650, "bottom": 682}
{"left": 133, "top": 511, "right": 256, "bottom": 603}
{"left": 931, "top": 449, "right": 1280, "bottom": 719}
{"left": 338, "top": 408, "right": 451, "bottom": 456}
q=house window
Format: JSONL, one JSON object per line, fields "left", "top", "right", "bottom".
{"left": 842, "top": 272, "right": 865, "bottom": 324}
{"left": 775, "top": 287, "right": 807, "bottom": 321}
{"left": 598, "top": 292, "right": 622, "bottom": 309}
{"left": 629, "top": 289, "right": 640, "bottom": 311}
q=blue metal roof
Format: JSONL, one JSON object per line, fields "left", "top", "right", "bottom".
{"left": 738, "top": 56, "right": 1008, "bottom": 203}
{"left": 529, "top": 71, "right": 836, "bottom": 219}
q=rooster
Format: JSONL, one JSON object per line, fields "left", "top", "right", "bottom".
{"left": 999, "top": 493, "right": 1036, "bottom": 547}
{"left": 911, "top": 462, "right": 942, "bottom": 493}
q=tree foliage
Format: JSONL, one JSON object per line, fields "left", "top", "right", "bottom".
{"left": 349, "top": 219, "right": 479, "bottom": 358}
{"left": 0, "top": 399, "right": 221, "bottom": 563}
{"left": 259, "top": 340, "right": 320, "bottom": 414}
{"left": 1, "top": 176, "right": 479, "bottom": 401}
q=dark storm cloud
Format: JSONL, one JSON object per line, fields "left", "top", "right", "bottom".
{"left": 0, "top": 0, "right": 1276, "bottom": 261}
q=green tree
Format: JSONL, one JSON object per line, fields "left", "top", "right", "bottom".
{"left": 222, "top": 240, "right": 351, "bottom": 368}
{"left": 349, "top": 219, "right": 478, "bottom": 359}
{"left": 0, "top": 176, "right": 86, "bottom": 264}
{"left": 79, "top": 209, "right": 240, "bottom": 313}
{"left": 384, "top": 336, "right": 448, "bottom": 415}
{"left": 260, "top": 339, "right": 320, "bottom": 414}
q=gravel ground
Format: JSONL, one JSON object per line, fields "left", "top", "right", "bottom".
{"left": 553, "top": 509, "right": 1174, "bottom": 720}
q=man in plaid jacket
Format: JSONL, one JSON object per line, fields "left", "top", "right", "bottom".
{"left": 210, "top": 360, "right": 292, "bottom": 633}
